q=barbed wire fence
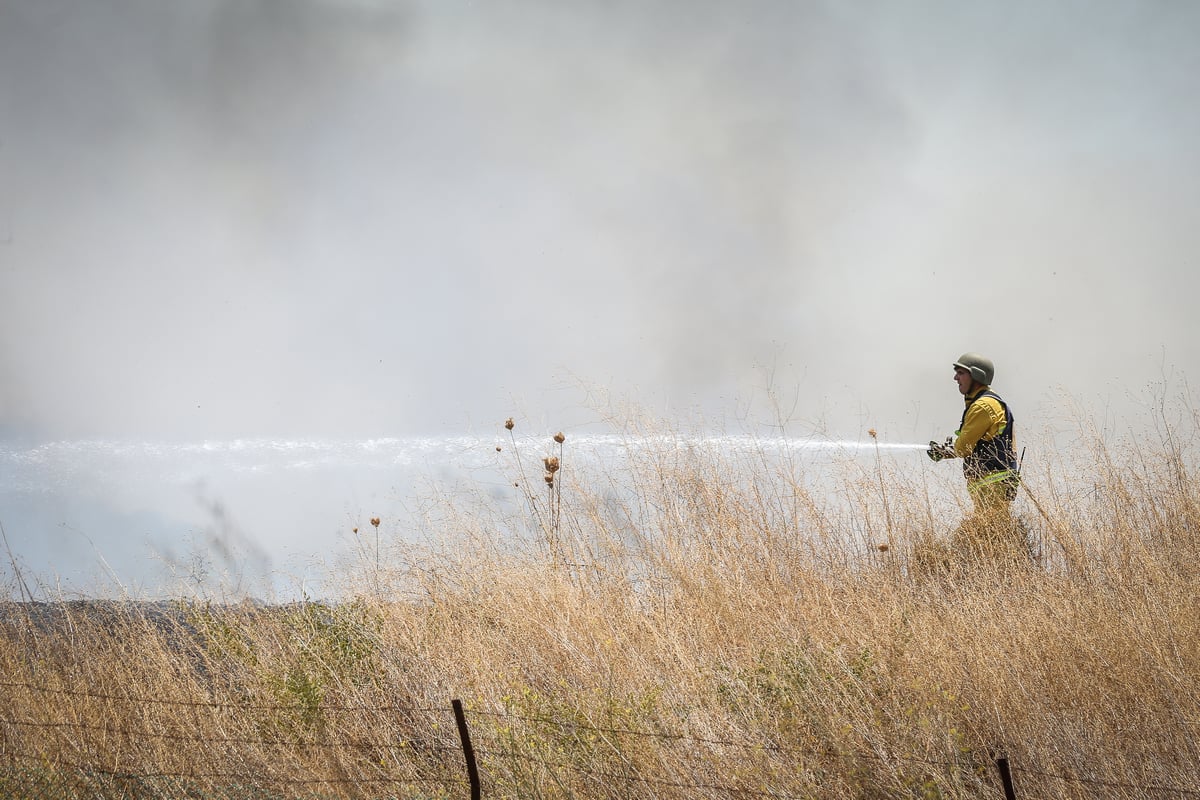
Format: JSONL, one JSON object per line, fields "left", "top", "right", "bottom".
{"left": 1, "top": 680, "right": 1198, "bottom": 799}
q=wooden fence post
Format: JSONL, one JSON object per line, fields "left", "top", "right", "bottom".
{"left": 451, "top": 699, "right": 481, "bottom": 800}
{"left": 995, "top": 756, "right": 1017, "bottom": 800}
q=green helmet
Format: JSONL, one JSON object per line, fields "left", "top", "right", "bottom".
{"left": 953, "top": 352, "right": 994, "bottom": 385}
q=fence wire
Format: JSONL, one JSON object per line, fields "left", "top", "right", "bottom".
{"left": 1, "top": 682, "right": 1198, "bottom": 799}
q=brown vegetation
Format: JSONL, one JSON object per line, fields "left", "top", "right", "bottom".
{"left": 1, "top": 407, "right": 1198, "bottom": 798}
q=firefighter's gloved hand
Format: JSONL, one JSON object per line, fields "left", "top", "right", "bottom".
{"left": 926, "top": 439, "right": 954, "bottom": 462}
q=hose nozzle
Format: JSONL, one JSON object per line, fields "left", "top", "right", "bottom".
{"left": 926, "top": 436, "right": 955, "bottom": 462}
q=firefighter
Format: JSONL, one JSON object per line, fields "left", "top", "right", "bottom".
{"left": 926, "top": 353, "right": 1030, "bottom": 566}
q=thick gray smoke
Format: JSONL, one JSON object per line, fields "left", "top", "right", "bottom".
{"left": 2, "top": 0, "right": 1198, "bottom": 442}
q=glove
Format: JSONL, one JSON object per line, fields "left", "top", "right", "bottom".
{"left": 926, "top": 437, "right": 955, "bottom": 462}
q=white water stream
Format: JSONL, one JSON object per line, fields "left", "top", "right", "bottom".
{"left": 0, "top": 435, "right": 932, "bottom": 599}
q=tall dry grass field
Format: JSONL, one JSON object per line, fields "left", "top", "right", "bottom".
{"left": 2, "top": 406, "right": 1198, "bottom": 799}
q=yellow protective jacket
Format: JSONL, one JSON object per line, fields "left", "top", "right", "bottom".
{"left": 954, "top": 385, "right": 1019, "bottom": 495}
{"left": 953, "top": 386, "right": 1008, "bottom": 459}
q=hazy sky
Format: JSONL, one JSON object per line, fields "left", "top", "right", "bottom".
{"left": 2, "top": 0, "right": 1198, "bottom": 444}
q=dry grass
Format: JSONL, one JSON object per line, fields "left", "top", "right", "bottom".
{"left": 2, "top": 405, "right": 1199, "bottom": 799}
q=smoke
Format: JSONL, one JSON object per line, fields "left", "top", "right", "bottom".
{"left": 1, "top": 0, "right": 1198, "bottom": 443}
